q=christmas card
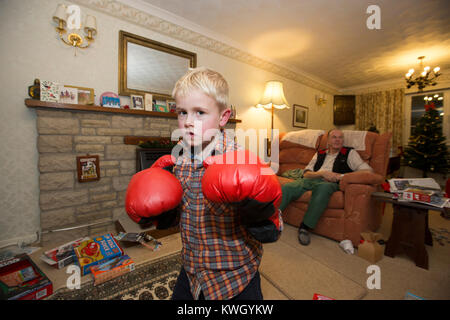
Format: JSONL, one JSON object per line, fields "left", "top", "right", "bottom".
{"left": 40, "top": 80, "right": 60, "bottom": 102}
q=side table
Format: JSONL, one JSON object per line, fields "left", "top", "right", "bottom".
{"left": 372, "top": 192, "right": 447, "bottom": 270}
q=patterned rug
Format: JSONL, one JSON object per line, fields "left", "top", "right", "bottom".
{"left": 48, "top": 252, "right": 182, "bottom": 300}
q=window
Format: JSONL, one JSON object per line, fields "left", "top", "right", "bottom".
{"left": 403, "top": 89, "right": 449, "bottom": 149}
{"left": 410, "top": 92, "right": 444, "bottom": 134}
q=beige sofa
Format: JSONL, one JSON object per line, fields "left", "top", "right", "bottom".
{"left": 277, "top": 131, "right": 392, "bottom": 246}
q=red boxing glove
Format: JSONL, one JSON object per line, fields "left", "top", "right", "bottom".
{"left": 202, "top": 150, "right": 283, "bottom": 243}
{"left": 125, "top": 155, "right": 182, "bottom": 228}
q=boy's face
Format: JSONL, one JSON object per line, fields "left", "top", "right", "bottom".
{"left": 176, "top": 89, "right": 230, "bottom": 149}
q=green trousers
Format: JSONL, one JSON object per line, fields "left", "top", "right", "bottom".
{"left": 279, "top": 178, "right": 339, "bottom": 229}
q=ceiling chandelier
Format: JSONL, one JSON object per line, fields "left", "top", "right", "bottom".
{"left": 405, "top": 56, "right": 441, "bottom": 92}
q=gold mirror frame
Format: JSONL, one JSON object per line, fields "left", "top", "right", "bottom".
{"left": 118, "top": 30, "right": 197, "bottom": 100}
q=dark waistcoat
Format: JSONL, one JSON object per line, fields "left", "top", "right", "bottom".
{"left": 313, "top": 147, "right": 354, "bottom": 174}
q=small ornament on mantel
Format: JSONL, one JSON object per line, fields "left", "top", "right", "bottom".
{"left": 28, "top": 79, "right": 41, "bottom": 100}
{"left": 230, "top": 105, "right": 236, "bottom": 119}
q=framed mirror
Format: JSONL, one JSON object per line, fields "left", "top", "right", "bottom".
{"left": 119, "top": 30, "right": 197, "bottom": 100}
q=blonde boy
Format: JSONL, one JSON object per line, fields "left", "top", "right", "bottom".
{"left": 170, "top": 67, "right": 265, "bottom": 300}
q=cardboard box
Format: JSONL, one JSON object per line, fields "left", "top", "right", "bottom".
{"left": 0, "top": 254, "right": 53, "bottom": 300}
{"left": 403, "top": 191, "right": 432, "bottom": 203}
{"left": 40, "top": 237, "right": 90, "bottom": 269}
{"left": 73, "top": 234, "right": 124, "bottom": 276}
{"left": 357, "top": 232, "right": 384, "bottom": 263}
{"left": 90, "top": 255, "right": 135, "bottom": 286}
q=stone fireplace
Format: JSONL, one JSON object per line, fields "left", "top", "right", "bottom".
{"left": 28, "top": 102, "right": 237, "bottom": 245}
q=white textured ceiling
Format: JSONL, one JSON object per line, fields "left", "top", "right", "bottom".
{"left": 138, "top": 0, "right": 450, "bottom": 90}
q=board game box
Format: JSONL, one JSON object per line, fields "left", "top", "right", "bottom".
{"left": 73, "top": 234, "right": 124, "bottom": 276}
{"left": 40, "top": 237, "right": 90, "bottom": 269}
{"left": 90, "top": 255, "right": 135, "bottom": 286}
{"left": 0, "top": 253, "right": 53, "bottom": 300}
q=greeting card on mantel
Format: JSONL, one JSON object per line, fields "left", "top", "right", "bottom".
{"left": 40, "top": 80, "right": 60, "bottom": 102}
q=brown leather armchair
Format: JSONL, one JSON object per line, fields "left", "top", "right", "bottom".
{"left": 277, "top": 131, "right": 392, "bottom": 247}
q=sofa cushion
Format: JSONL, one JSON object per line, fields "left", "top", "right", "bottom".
{"left": 279, "top": 146, "right": 316, "bottom": 166}
{"left": 278, "top": 163, "right": 305, "bottom": 175}
{"left": 280, "top": 129, "right": 324, "bottom": 149}
{"left": 369, "top": 132, "right": 392, "bottom": 175}
{"left": 278, "top": 132, "right": 321, "bottom": 176}
{"left": 286, "top": 200, "right": 345, "bottom": 218}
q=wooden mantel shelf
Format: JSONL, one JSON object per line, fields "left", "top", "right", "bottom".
{"left": 25, "top": 99, "right": 242, "bottom": 123}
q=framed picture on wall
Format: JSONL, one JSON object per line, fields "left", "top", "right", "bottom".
{"left": 293, "top": 104, "right": 308, "bottom": 128}
{"left": 77, "top": 155, "right": 100, "bottom": 183}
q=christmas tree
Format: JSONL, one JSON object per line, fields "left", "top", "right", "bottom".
{"left": 402, "top": 102, "right": 450, "bottom": 177}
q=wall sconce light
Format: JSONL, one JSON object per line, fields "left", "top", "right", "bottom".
{"left": 53, "top": 4, "right": 97, "bottom": 56}
{"left": 315, "top": 94, "right": 327, "bottom": 106}
{"left": 256, "top": 81, "right": 289, "bottom": 156}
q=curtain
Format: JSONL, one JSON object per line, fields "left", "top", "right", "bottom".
{"left": 355, "top": 88, "right": 404, "bottom": 153}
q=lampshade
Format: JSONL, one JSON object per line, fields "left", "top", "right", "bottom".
{"left": 257, "top": 81, "right": 289, "bottom": 110}
{"left": 84, "top": 15, "right": 97, "bottom": 35}
{"left": 53, "top": 4, "right": 67, "bottom": 24}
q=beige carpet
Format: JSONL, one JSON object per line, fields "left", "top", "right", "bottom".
{"left": 260, "top": 240, "right": 366, "bottom": 300}
{"left": 270, "top": 205, "right": 450, "bottom": 300}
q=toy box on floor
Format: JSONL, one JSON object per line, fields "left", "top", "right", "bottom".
{"left": 0, "top": 253, "right": 53, "bottom": 300}
{"left": 40, "top": 237, "right": 90, "bottom": 269}
{"left": 73, "top": 233, "right": 124, "bottom": 276}
{"left": 91, "top": 254, "right": 135, "bottom": 286}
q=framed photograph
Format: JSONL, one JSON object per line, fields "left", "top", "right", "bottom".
{"left": 167, "top": 100, "right": 176, "bottom": 113}
{"left": 293, "top": 104, "right": 308, "bottom": 128}
{"left": 131, "top": 95, "right": 144, "bottom": 110}
{"left": 64, "top": 85, "right": 94, "bottom": 105}
{"left": 59, "top": 86, "right": 78, "bottom": 104}
{"left": 77, "top": 155, "right": 100, "bottom": 183}
{"left": 144, "top": 93, "right": 153, "bottom": 111}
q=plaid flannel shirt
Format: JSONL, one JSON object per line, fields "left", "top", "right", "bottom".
{"left": 173, "top": 130, "right": 263, "bottom": 300}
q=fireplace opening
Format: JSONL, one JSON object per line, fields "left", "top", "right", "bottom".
{"left": 136, "top": 149, "right": 172, "bottom": 172}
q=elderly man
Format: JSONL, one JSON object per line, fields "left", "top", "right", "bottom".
{"left": 279, "top": 129, "right": 373, "bottom": 245}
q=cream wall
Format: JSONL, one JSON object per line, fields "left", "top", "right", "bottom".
{"left": 0, "top": 0, "right": 334, "bottom": 245}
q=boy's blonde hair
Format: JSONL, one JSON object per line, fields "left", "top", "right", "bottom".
{"left": 172, "top": 67, "right": 229, "bottom": 110}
